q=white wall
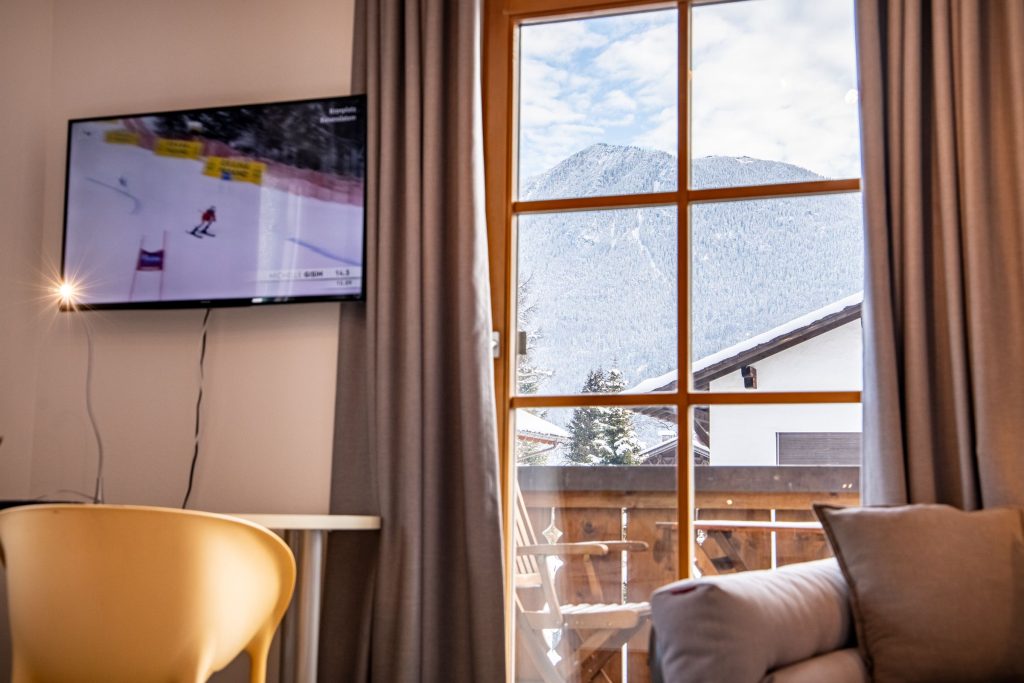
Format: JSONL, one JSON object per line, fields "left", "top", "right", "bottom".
{"left": 10, "top": 0, "right": 356, "bottom": 513}
{"left": 708, "top": 321, "right": 862, "bottom": 466}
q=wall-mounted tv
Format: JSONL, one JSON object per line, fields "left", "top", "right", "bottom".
{"left": 60, "top": 95, "right": 366, "bottom": 309}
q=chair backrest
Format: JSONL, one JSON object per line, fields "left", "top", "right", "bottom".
{"left": 0, "top": 504, "right": 296, "bottom": 683}
{"left": 513, "top": 486, "right": 565, "bottom": 626}
{"left": 513, "top": 483, "right": 541, "bottom": 579}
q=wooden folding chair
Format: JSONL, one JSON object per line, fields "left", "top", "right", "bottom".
{"left": 514, "top": 486, "right": 650, "bottom": 683}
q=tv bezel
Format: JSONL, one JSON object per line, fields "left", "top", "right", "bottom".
{"left": 59, "top": 94, "right": 368, "bottom": 311}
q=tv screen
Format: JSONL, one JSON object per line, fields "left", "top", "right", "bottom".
{"left": 60, "top": 95, "right": 366, "bottom": 309}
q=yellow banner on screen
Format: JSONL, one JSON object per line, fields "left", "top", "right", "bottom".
{"left": 202, "top": 157, "right": 266, "bottom": 185}
{"left": 154, "top": 138, "right": 203, "bottom": 159}
{"left": 104, "top": 130, "right": 140, "bottom": 145}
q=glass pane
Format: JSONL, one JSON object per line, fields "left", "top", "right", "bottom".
{"left": 691, "top": 0, "right": 861, "bottom": 188}
{"left": 516, "top": 207, "right": 677, "bottom": 396}
{"left": 689, "top": 193, "right": 863, "bottom": 391}
{"left": 518, "top": 9, "right": 678, "bottom": 200}
{"left": 689, "top": 403, "right": 860, "bottom": 576}
{"left": 514, "top": 407, "right": 677, "bottom": 683}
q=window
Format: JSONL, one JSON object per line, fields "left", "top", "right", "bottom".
{"left": 777, "top": 432, "right": 862, "bottom": 466}
{"left": 484, "top": 1, "right": 862, "bottom": 680}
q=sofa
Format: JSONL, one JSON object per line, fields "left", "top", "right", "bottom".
{"left": 648, "top": 504, "right": 1024, "bottom": 683}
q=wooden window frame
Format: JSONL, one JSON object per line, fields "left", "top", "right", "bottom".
{"left": 483, "top": 0, "right": 863, "bottom": 676}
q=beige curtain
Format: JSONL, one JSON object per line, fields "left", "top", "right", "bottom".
{"left": 858, "top": 0, "right": 1024, "bottom": 508}
{"left": 318, "top": 0, "right": 505, "bottom": 680}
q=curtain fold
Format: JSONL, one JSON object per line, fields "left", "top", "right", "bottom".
{"left": 319, "top": 0, "right": 505, "bottom": 680}
{"left": 859, "top": 0, "right": 1024, "bottom": 508}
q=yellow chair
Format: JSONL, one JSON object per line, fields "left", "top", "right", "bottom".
{"left": 0, "top": 504, "right": 296, "bottom": 683}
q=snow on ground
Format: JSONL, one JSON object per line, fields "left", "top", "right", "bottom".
{"left": 64, "top": 120, "right": 364, "bottom": 304}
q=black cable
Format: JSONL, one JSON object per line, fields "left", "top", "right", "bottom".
{"left": 182, "top": 308, "right": 211, "bottom": 509}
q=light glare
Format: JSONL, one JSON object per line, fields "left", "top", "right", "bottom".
{"left": 57, "top": 281, "right": 77, "bottom": 305}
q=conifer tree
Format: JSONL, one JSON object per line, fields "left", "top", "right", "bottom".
{"left": 565, "top": 369, "right": 608, "bottom": 464}
{"left": 595, "top": 368, "right": 642, "bottom": 465}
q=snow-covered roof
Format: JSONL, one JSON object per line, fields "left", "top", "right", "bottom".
{"left": 637, "top": 436, "right": 710, "bottom": 466}
{"left": 516, "top": 410, "right": 570, "bottom": 442}
{"left": 627, "top": 292, "right": 863, "bottom": 394}
{"left": 627, "top": 368, "right": 679, "bottom": 396}
{"left": 694, "top": 291, "right": 862, "bottom": 373}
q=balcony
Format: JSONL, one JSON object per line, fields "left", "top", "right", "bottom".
{"left": 515, "top": 464, "right": 859, "bottom": 683}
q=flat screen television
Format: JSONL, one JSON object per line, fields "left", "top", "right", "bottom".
{"left": 60, "top": 95, "right": 367, "bottom": 309}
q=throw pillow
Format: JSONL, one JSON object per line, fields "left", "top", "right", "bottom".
{"left": 814, "top": 504, "right": 1024, "bottom": 683}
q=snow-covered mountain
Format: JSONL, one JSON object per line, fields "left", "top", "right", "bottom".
{"left": 518, "top": 143, "right": 863, "bottom": 397}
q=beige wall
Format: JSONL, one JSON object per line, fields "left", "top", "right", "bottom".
{"left": 0, "top": 0, "right": 52, "bottom": 499}
{"left": 4, "top": 0, "right": 356, "bottom": 513}
{"left": 0, "top": 2, "right": 357, "bottom": 680}
{"left": 0, "top": 3, "right": 54, "bottom": 675}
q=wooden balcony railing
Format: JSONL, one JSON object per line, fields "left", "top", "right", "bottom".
{"left": 515, "top": 465, "right": 859, "bottom": 683}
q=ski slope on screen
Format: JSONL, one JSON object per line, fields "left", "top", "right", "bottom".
{"left": 63, "top": 120, "right": 363, "bottom": 305}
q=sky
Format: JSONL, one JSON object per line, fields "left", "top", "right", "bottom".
{"left": 517, "top": 0, "right": 861, "bottom": 187}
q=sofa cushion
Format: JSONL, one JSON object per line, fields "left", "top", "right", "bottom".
{"left": 760, "top": 648, "right": 868, "bottom": 683}
{"left": 650, "top": 558, "right": 853, "bottom": 683}
{"left": 815, "top": 504, "right": 1024, "bottom": 683}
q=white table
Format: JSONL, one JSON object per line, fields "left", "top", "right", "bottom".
{"left": 232, "top": 514, "right": 381, "bottom": 683}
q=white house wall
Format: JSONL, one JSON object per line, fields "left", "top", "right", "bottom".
{"left": 708, "top": 320, "right": 862, "bottom": 466}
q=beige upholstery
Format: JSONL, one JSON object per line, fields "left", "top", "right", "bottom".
{"left": 650, "top": 558, "right": 854, "bottom": 683}
{"left": 0, "top": 504, "right": 295, "bottom": 683}
{"left": 760, "top": 648, "right": 868, "bottom": 683}
{"left": 816, "top": 504, "right": 1024, "bottom": 683}
{"left": 651, "top": 504, "right": 1024, "bottom": 683}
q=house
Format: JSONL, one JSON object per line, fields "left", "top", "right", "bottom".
{"left": 630, "top": 293, "right": 863, "bottom": 467}
{"left": 515, "top": 409, "right": 571, "bottom": 465}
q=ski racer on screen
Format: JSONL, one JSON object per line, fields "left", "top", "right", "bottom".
{"left": 190, "top": 206, "right": 217, "bottom": 237}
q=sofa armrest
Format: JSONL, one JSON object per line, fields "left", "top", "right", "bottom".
{"left": 650, "top": 559, "right": 854, "bottom": 683}
{"left": 761, "top": 648, "right": 868, "bottom": 683}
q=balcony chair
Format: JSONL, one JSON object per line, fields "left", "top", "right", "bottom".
{"left": 0, "top": 504, "right": 295, "bottom": 683}
{"left": 514, "top": 486, "right": 651, "bottom": 683}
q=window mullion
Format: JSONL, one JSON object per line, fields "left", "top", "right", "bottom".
{"left": 676, "top": 0, "right": 693, "bottom": 581}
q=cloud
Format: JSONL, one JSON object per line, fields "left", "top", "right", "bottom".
{"left": 520, "top": 19, "right": 608, "bottom": 62}
{"left": 594, "top": 22, "right": 678, "bottom": 110}
{"left": 518, "top": 55, "right": 598, "bottom": 178}
{"left": 519, "top": 58, "right": 569, "bottom": 97}
{"left": 519, "top": 122, "right": 606, "bottom": 183}
{"left": 600, "top": 113, "right": 636, "bottom": 128}
{"left": 515, "top": 0, "right": 861, "bottom": 183}
{"left": 517, "top": 10, "right": 679, "bottom": 180}
{"left": 518, "top": 58, "right": 584, "bottom": 128}
{"left": 632, "top": 106, "right": 677, "bottom": 155}
{"left": 604, "top": 89, "right": 638, "bottom": 112}
{"left": 689, "top": 0, "right": 861, "bottom": 180}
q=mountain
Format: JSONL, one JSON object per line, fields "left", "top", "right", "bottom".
{"left": 518, "top": 143, "right": 863, "bottom": 400}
